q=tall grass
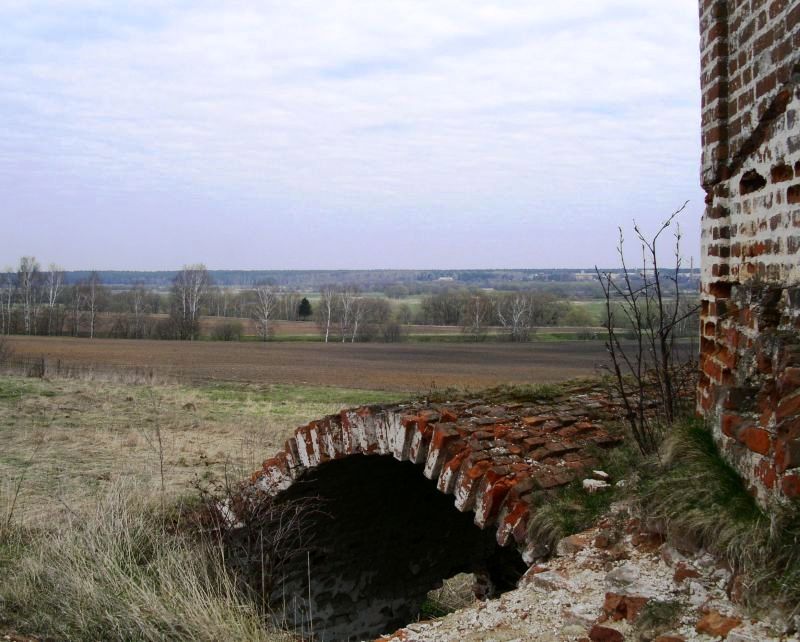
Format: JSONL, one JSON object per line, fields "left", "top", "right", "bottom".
{"left": 0, "top": 482, "right": 288, "bottom": 641}
{"left": 638, "top": 420, "right": 800, "bottom": 615}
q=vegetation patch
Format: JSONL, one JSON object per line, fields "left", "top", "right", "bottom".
{"left": 638, "top": 419, "right": 800, "bottom": 615}
{"left": 526, "top": 439, "right": 639, "bottom": 552}
{"left": 634, "top": 599, "right": 685, "bottom": 640}
{"left": 0, "top": 483, "right": 289, "bottom": 642}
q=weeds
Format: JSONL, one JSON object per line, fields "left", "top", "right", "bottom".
{"left": 526, "top": 441, "right": 640, "bottom": 552}
{"left": 422, "top": 573, "right": 476, "bottom": 618}
{"left": 527, "top": 481, "right": 618, "bottom": 554}
{"left": 638, "top": 419, "right": 800, "bottom": 615}
{"left": 635, "top": 599, "right": 685, "bottom": 639}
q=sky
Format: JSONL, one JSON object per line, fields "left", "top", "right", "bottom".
{"left": 0, "top": 1, "right": 704, "bottom": 270}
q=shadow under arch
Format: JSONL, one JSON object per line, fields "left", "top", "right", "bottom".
{"left": 231, "top": 454, "right": 526, "bottom": 641}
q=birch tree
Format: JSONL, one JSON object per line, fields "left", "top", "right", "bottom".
{"left": 318, "top": 286, "right": 337, "bottom": 343}
{"left": 45, "top": 264, "right": 65, "bottom": 335}
{"left": 251, "top": 282, "right": 278, "bottom": 341}
{"left": 68, "top": 283, "right": 85, "bottom": 336}
{"left": 17, "top": 256, "right": 41, "bottom": 335}
{"left": 0, "top": 269, "right": 15, "bottom": 334}
{"left": 171, "top": 264, "right": 210, "bottom": 340}
{"left": 86, "top": 271, "right": 105, "bottom": 339}
{"left": 131, "top": 282, "right": 149, "bottom": 338}
{"left": 338, "top": 286, "right": 359, "bottom": 343}
{"left": 461, "top": 292, "right": 491, "bottom": 341}
{"left": 495, "top": 293, "right": 534, "bottom": 342}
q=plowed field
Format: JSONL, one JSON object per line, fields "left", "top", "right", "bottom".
{"left": 6, "top": 336, "right": 610, "bottom": 391}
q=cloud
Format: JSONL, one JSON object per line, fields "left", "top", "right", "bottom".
{"left": 0, "top": 0, "right": 703, "bottom": 269}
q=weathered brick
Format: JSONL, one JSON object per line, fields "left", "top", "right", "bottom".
{"left": 740, "top": 427, "right": 773, "bottom": 455}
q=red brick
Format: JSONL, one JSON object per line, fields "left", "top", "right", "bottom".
{"left": 779, "top": 367, "right": 800, "bottom": 394}
{"left": 589, "top": 624, "right": 624, "bottom": 642}
{"left": 777, "top": 392, "right": 800, "bottom": 422}
{"left": 696, "top": 611, "right": 742, "bottom": 638}
{"left": 755, "top": 459, "right": 777, "bottom": 488}
{"left": 781, "top": 474, "right": 800, "bottom": 498}
{"left": 721, "top": 413, "right": 746, "bottom": 438}
{"left": 771, "top": 163, "right": 793, "bottom": 183}
{"left": 775, "top": 439, "right": 800, "bottom": 472}
{"left": 740, "top": 427, "right": 773, "bottom": 455}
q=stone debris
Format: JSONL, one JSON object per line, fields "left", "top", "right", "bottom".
{"left": 379, "top": 504, "right": 793, "bottom": 642}
{"left": 582, "top": 478, "right": 610, "bottom": 493}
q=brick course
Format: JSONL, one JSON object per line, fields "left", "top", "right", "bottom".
{"left": 699, "top": 0, "right": 800, "bottom": 502}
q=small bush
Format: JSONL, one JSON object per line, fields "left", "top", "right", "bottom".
{"left": 0, "top": 483, "right": 288, "bottom": 641}
{"left": 635, "top": 599, "right": 685, "bottom": 639}
{"left": 211, "top": 321, "right": 243, "bottom": 341}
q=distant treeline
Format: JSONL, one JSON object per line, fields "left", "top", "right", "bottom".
{"left": 0, "top": 256, "right": 698, "bottom": 343}
{"left": 57, "top": 268, "right": 700, "bottom": 295}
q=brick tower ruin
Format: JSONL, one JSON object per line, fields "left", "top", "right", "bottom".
{"left": 698, "top": 0, "right": 800, "bottom": 501}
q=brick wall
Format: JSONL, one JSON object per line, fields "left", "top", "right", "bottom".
{"left": 698, "top": 0, "right": 800, "bottom": 502}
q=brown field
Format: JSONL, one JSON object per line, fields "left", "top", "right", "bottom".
{"left": 6, "top": 335, "right": 609, "bottom": 391}
{"left": 92, "top": 312, "right": 601, "bottom": 339}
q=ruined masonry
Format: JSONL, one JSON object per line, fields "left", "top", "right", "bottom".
{"left": 238, "top": 386, "right": 624, "bottom": 640}
{"left": 698, "top": 0, "right": 800, "bottom": 502}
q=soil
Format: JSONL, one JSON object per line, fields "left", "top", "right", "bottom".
{"left": 5, "top": 336, "right": 611, "bottom": 391}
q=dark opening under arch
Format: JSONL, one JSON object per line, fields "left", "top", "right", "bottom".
{"left": 230, "top": 455, "right": 526, "bottom": 641}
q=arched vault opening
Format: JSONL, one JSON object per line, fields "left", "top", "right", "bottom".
{"left": 233, "top": 454, "right": 526, "bottom": 641}
{"left": 227, "top": 399, "right": 623, "bottom": 640}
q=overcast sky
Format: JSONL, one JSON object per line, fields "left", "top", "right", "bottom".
{"left": 1, "top": 1, "right": 703, "bottom": 270}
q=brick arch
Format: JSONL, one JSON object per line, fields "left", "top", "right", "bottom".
{"left": 231, "top": 392, "right": 623, "bottom": 639}
{"left": 248, "top": 399, "right": 621, "bottom": 558}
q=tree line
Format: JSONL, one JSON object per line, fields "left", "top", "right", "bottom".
{"left": 0, "top": 256, "right": 619, "bottom": 343}
{"left": 0, "top": 259, "right": 314, "bottom": 341}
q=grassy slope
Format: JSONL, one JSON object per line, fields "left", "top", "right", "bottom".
{"left": 0, "top": 374, "right": 406, "bottom": 640}
{"left": 0, "top": 375, "right": 406, "bottom": 527}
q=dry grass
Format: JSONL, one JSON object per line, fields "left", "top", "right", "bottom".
{"left": 638, "top": 419, "right": 800, "bottom": 616}
{"left": 424, "top": 573, "right": 477, "bottom": 616}
{"left": 0, "top": 481, "right": 292, "bottom": 642}
{"left": 0, "top": 373, "right": 405, "bottom": 639}
{"left": 0, "top": 375, "right": 405, "bottom": 527}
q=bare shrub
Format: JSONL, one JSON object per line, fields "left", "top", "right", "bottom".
{"left": 193, "top": 470, "right": 321, "bottom": 618}
{"left": 595, "top": 203, "right": 699, "bottom": 455}
{"left": 211, "top": 320, "right": 244, "bottom": 341}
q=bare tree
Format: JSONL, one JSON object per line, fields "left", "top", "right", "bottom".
{"left": 67, "top": 283, "right": 86, "bottom": 336}
{"left": 130, "top": 282, "right": 149, "bottom": 339}
{"left": 44, "top": 264, "right": 65, "bottom": 336}
{"left": 85, "top": 271, "right": 106, "bottom": 339}
{"left": 461, "top": 292, "right": 491, "bottom": 341}
{"left": 495, "top": 293, "right": 534, "bottom": 342}
{"left": 0, "top": 268, "right": 15, "bottom": 335}
{"left": 17, "top": 256, "right": 41, "bottom": 335}
{"left": 279, "top": 291, "right": 301, "bottom": 321}
{"left": 317, "top": 285, "right": 337, "bottom": 343}
{"left": 251, "top": 282, "right": 278, "bottom": 341}
{"left": 595, "top": 202, "right": 699, "bottom": 455}
{"left": 171, "top": 264, "right": 210, "bottom": 340}
{"left": 337, "top": 286, "right": 360, "bottom": 343}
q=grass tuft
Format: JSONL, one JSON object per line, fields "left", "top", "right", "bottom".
{"left": 527, "top": 441, "right": 639, "bottom": 552}
{"left": 638, "top": 419, "right": 800, "bottom": 615}
{"left": 527, "top": 481, "right": 617, "bottom": 553}
{"left": 0, "top": 482, "right": 288, "bottom": 642}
